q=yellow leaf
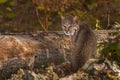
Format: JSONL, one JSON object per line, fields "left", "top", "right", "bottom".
{"left": 37, "top": 6, "right": 45, "bottom": 10}
{"left": 0, "top": 0, "right": 7, "bottom": 4}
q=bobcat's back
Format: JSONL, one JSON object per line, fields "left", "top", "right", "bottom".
{"left": 71, "top": 23, "right": 97, "bottom": 72}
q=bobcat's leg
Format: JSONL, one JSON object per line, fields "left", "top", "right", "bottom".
{"left": 82, "top": 58, "right": 99, "bottom": 70}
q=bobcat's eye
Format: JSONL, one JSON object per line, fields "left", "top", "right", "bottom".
{"left": 63, "top": 26, "right": 66, "bottom": 28}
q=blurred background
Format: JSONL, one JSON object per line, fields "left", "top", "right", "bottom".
{"left": 0, "top": 0, "right": 120, "bottom": 32}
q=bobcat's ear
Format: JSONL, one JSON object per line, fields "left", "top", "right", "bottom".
{"left": 73, "top": 16, "right": 78, "bottom": 22}
{"left": 60, "top": 15, "right": 65, "bottom": 20}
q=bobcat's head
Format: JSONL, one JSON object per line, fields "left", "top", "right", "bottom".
{"left": 61, "top": 16, "right": 79, "bottom": 36}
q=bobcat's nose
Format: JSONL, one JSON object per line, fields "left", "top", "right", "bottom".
{"left": 65, "top": 27, "right": 69, "bottom": 32}
{"left": 65, "top": 30, "right": 69, "bottom": 33}
{"left": 65, "top": 30, "right": 69, "bottom": 34}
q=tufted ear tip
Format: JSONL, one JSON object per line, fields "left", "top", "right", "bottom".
{"left": 60, "top": 15, "right": 65, "bottom": 20}
{"left": 73, "top": 16, "right": 78, "bottom": 21}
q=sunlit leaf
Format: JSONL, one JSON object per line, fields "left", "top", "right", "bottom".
{"left": 9, "top": 1, "right": 16, "bottom": 6}
{"left": 87, "top": 2, "right": 98, "bottom": 10}
{"left": 7, "top": 13, "right": 15, "bottom": 19}
{"left": 37, "top": 6, "right": 45, "bottom": 10}
{"left": 0, "top": 0, "right": 7, "bottom": 4}
{"left": 6, "top": 7, "right": 12, "bottom": 11}
{"left": 58, "top": 11, "right": 62, "bottom": 15}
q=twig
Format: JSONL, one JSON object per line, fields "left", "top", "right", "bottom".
{"left": 35, "top": 8, "right": 47, "bottom": 32}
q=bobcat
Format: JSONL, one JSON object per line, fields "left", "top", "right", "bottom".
{"left": 61, "top": 16, "right": 97, "bottom": 72}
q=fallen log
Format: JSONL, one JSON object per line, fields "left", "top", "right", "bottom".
{"left": 0, "top": 32, "right": 72, "bottom": 79}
